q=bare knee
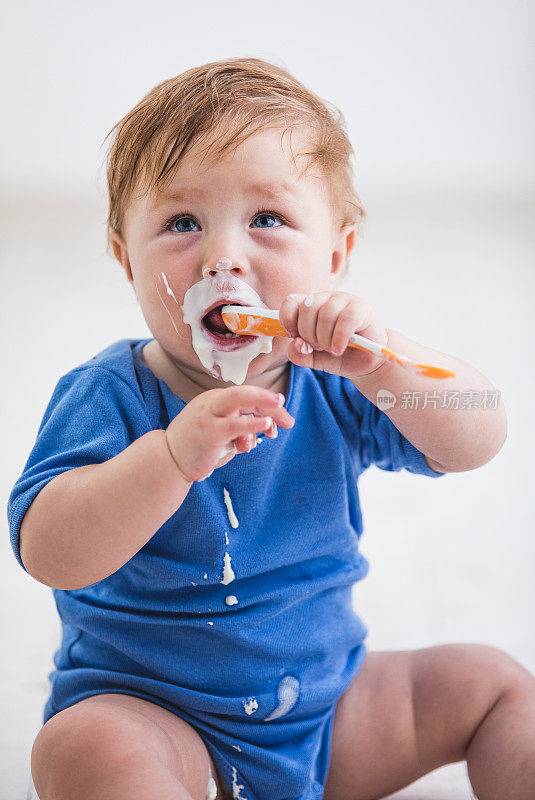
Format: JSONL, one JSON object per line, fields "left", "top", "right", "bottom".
{"left": 442, "top": 644, "right": 535, "bottom": 754}
{"left": 460, "top": 644, "right": 534, "bottom": 699}
{"left": 31, "top": 702, "right": 175, "bottom": 800}
{"left": 407, "top": 643, "right": 533, "bottom": 766}
{"left": 424, "top": 642, "right": 531, "bottom": 693}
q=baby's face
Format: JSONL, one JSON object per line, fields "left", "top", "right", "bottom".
{"left": 112, "top": 127, "right": 353, "bottom": 388}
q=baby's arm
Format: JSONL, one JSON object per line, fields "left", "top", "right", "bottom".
{"left": 20, "top": 385, "right": 292, "bottom": 590}
{"left": 281, "top": 292, "right": 506, "bottom": 473}
{"left": 20, "top": 430, "right": 187, "bottom": 590}
{"left": 350, "top": 329, "right": 507, "bottom": 472}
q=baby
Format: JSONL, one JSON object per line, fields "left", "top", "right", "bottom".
{"left": 8, "top": 58, "right": 535, "bottom": 800}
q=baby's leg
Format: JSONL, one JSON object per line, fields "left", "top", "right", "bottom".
{"left": 324, "top": 643, "right": 535, "bottom": 800}
{"left": 31, "top": 693, "right": 227, "bottom": 800}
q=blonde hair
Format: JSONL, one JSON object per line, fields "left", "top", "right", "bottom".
{"left": 103, "top": 58, "right": 365, "bottom": 250}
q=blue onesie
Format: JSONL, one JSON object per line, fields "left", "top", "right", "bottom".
{"left": 8, "top": 338, "right": 444, "bottom": 800}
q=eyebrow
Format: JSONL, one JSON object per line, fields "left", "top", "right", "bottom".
{"left": 151, "top": 181, "right": 298, "bottom": 208}
{"left": 243, "top": 181, "right": 298, "bottom": 199}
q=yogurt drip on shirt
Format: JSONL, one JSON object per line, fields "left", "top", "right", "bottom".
{"left": 264, "top": 675, "right": 300, "bottom": 720}
{"left": 181, "top": 265, "right": 273, "bottom": 385}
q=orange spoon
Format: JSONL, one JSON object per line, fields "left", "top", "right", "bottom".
{"left": 221, "top": 306, "right": 455, "bottom": 380}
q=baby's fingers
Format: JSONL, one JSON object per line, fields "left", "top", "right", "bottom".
{"left": 279, "top": 293, "right": 301, "bottom": 338}
{"left": 216, "top": 413, "right": 276, "bottom": 442}
{"left": 211, "top": 386, "right": 294, "bottom": 429}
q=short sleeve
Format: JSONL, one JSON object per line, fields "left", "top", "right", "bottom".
{"left": 356, "top": 393, "right": 446, "bottom": 476}
{"left": 7, "top": 366, "right": 151, "bottom": 571}
{"left": 320, "top": 373, "right": 446, "bottom": 478}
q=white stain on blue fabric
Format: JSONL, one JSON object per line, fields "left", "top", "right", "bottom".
{"left": 232, "top": 744, "right": 242, "bottom": 751}
{"left": 264, "top": 675, "right": 300, "bottom": 721}
{"left": 206, "top": 766, "right": 217, "bottom": 800}
{"left": 242, "top": 697, "right": 258, "bottom": 715}
{"left": 223, "top": 487, "right": 239, "bottom": 528}
{"left": 221, "top": 551, "right": 235, "bottom": 585}
{"left": 231, "top": 766, "right": 249, "bottom": 800}
{"left": 225, "top": 595, "right": 238, "bottom": 606}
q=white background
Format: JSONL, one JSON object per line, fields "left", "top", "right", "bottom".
{"left": 1, "top": 1, "right": 534, "bottom": 798}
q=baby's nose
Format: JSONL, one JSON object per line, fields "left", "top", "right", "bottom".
{"left": 202, "top": 257, "right": 234, "bottom": 279}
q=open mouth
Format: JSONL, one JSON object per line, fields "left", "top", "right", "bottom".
{"left": 202, "top": 304, "right": 238, "bottom": 338}
{"left": 201, "top": 303, "right": 255, "bottom": 346}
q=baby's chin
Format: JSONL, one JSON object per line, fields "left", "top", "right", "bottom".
{"left": 182, "top": 338, "right": 289, "bottom": 386}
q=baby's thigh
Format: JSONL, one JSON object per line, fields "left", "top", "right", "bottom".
{"left": 323, "top": 643, "right": 520, "bottom": 800}
{"left": 31, "top": 693, "right": 224, "bottom": 800}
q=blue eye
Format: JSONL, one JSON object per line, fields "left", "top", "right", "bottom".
{"left": 167, "top": 215, "right": 200, "bottom": 233}
{"left": 251, "top": 212, "right": 283, "bottom": 229}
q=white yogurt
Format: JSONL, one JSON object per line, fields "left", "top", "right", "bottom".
{"left": 231, "top": 766, "right": 249, "bottom": 800}
{"left": 181, "top": 270, "right": 273, "bottom": 385}
{"left": 206, "top": 767, "right": 217, "bottom": 800}
{"left": 223, "top": 488, "right": 239, "bottom": 528}
{"left": 264, "top": 675, "right": 300, "bottom": 720}
{"left": 242, "top": 697, "right": 258, "bottom": 715}
{"left": 156, "top": 270, "right": 182, "bottom": 337}
{"left": 221, "top": 551, "right": 235, "bottom": 585}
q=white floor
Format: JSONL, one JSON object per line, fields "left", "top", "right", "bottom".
{"left": 2, "top": 187, "right": 534, "bottom": 800}
{"left": 384, "top": 764, "right": 474, "bottom": 799}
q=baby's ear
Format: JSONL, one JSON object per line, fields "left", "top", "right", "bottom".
{"left": 111, "top": 232, "right": 135, "bottom": 289}
{"left": 331, "top": 225, "right": 356, "bottom": 278}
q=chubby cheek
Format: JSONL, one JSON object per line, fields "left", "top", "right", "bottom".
{"left": 133, "top": 264, "right": 189, "bottom": 345}
{"left": 263, "top": 236, "right": 333, "bottom": 300}
{"left": 256, "top": 245, "right": 298, "bottom": 293}
{"left": 264, "top": 264, "right": 327, "bottom": 307}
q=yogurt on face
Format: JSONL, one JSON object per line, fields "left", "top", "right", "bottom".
{"left": 181, "top": 273, "right": 273, "bottom": 385}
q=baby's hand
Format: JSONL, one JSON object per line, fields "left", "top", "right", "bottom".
{"left": 280, "top": 291, "right": 388, "bottom": 380}
{"left": 165, "top": 386, "right": 294, "bottom": 482}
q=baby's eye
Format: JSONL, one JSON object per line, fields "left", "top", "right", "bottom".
{"left": 251, "top": 212, "right": 284, "bottom": 229}
{"left": 167, "top": 215, "right": 200, "bottom": 233}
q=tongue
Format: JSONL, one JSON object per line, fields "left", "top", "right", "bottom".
{"left": 204, "top": 306, "right": 232, "bottom": 335}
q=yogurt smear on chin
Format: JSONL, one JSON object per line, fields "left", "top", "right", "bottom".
{"left": 181, "top": 274, "right": 273, "bottom": 385}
